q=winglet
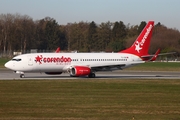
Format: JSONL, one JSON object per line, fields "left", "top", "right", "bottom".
{"left": 55, "top": 47, "right": 60, "bottom": 53}
{"left": 119, "top": 21, "right": 154, "bottom": 57}
{"left": 140, "top": 49, "right": 160, "bottom": 61}
{"left": 149, "top": 49, "right": 160, "bottom": 61}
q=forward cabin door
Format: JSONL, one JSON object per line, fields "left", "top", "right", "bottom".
{"left": 27, "top": 56, "right": 33, "bottom": 66}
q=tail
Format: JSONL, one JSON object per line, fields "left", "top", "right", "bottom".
{"left": 120, "top": 21, "right": 154, "bottom": 57}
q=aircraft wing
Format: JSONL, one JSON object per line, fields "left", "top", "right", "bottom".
{"left": 91, "top": 64, "right": 126, "bottom": 71}
{"left": 89, "top": 61, "right": 144, "bottom": 71}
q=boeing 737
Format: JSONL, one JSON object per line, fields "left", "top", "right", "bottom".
{"left": 5, "top": 21, "right": 158, "bottom": 78}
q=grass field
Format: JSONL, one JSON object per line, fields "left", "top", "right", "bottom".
{"left": 0, "top": 58, "right": 9, "bottom": 68}
{"left": 126, "top": 61, "right": 180, "bottom": 71}
{"left": 0, "top": 79, "right": 180, "bottom": 120}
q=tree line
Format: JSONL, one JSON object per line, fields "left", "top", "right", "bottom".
{"left": 0, "top": 13, "right": 180, "bottom": 56}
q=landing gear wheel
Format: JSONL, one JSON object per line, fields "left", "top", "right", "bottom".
{"left": 20, "top": 74, "right": 25, "bottom": 78}
{"left": 88, "top": 73, "right": 96, "bottom": 78}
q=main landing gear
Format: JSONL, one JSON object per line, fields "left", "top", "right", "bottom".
{"left": 88, "top": 73, "right": 96, "bottom": 78}
{"left": 20, "top": 74, "right": 25, "bottom": 78}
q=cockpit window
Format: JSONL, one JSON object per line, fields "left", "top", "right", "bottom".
{"left": 12, "top": 59, "right": 22, "bottom": 61}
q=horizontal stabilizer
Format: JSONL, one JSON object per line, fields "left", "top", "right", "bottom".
{"left": 141, "top": 49, "right": 176, "bottom": 61}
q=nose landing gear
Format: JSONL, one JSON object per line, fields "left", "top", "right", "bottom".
{"left": 15, "top": 71, "right": 25, "bottom": 78}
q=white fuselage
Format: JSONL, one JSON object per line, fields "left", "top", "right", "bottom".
{"left": 5, "top": 52, "right": 144, "bottom": 73}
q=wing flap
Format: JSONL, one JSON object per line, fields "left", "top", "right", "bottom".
{"left": 89, "top": 61, "right": 144, "bottom": 72}
{"left": 91, "top": 64, "right": 126, "bottom": 71}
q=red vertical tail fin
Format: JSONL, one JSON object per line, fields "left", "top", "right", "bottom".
{"left": 120, "top": 21, "right": 154, "bottom": 57}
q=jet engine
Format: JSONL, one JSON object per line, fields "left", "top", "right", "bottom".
{"left": 69, "top": 66, "right": 91, "bottom": 77}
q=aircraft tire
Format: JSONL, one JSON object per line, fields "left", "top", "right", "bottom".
{"left": 20, "top": 74, "right": 25, "bottom": 78}
{"left": 88, "top": 73, "right": 96, "bottom": 78}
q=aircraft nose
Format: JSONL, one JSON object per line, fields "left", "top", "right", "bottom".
{"left": 4, "top": 61, "right": 11, "bottom": 69}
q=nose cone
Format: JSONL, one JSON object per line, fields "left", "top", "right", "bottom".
{"left": 4, "top": 61, "right": 11, "bottom": 70}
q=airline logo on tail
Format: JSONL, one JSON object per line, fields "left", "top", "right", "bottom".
{"left": 135, "top": 24, "right": 153, "bottom": 53}
{"left": 119, "top": 21, "right": 154, "bottom": 57}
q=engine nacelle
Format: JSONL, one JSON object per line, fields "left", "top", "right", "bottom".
{"left": 45, "top": 72, "right": 62, "bottom": 75}
{"left": 70, "top": 66, "right": 91, "bottom": 77}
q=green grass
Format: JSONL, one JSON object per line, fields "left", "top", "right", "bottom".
{"left": 0, "top": 58, "right": 9, "bottom": 67}
{"left": 0, "top": 79, "right": 180, "bottom": 120}
{"left": 126, "top": 62, "right": 180, "bottom": 71}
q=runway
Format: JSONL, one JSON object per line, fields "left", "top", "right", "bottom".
{"left": 0, "top": 68, "right": 180, "bottom": 80}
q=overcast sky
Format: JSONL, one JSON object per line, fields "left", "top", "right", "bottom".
{"left": 0, "top": 0, "right": 180, "bottom": 30}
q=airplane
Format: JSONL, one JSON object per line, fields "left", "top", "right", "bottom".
{"left": 5, "top": 21, "right": 159, "bottom": 78}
